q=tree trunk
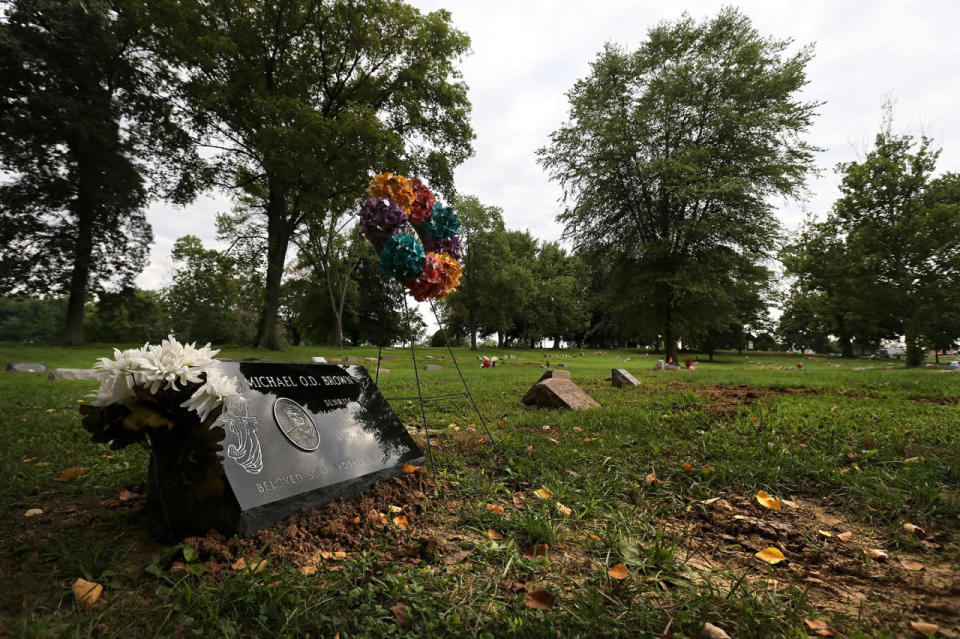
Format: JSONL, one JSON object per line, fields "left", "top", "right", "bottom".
{"left": 662, "top": 294, "right": 678, "bottom": 363}
{"left": 470, "top": 329, "right": 477, "bottom": 350}
{"left": 255, "top": 186, "right": 289, "bottom": 350}
{"left": 903, "top": 312, "right": 923, "bottom": 367}
{"left": 708, "top": 348, "right": 714, "bottom": 362}
{"left": 60, "top": 166, "right": 97, "bottom": 346}
{"left": 838, "top": 327, "right": 854, "bottom": 358}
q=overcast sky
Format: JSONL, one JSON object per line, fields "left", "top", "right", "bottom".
{"left": 137, "top": 0, "right": 960, "bottom": 290}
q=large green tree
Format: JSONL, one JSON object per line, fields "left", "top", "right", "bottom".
{"left": 151, "top": 0, "right": 474, "bottom": 349}
{"left": 0, "top": 0, "right": 198, "bottom": 345}
{"left": 833, "top": 108, "right": 960, "bottom": 366}
{"left": 538, "top": 8, "right": 819, "bottom": 361}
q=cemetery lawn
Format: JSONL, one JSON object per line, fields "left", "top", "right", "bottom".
{"left": 1, "top": 344, "right": 958, "bottom": 638}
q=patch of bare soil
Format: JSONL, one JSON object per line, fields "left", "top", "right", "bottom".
{"left": 675, "top": 383, "right": 956, "bottom": 413}
{"left": 183, "top": 469, "right": 439, "bottom": 571}
{"left": 680, "top": 494, "right": 960, "bottom": 634}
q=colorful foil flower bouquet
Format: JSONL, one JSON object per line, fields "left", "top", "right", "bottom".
{"left": 360, "top": 172, "right": 462, "bottom": 301}
{"left": 78, "top": 336, "right": 240, "bottom": 537}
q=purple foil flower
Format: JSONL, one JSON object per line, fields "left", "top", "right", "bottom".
{"left": 422, "top": 235, "right": 463, "bottom": 261}
{"left": 358, "top": 198, "right": 409, "bottom": 249}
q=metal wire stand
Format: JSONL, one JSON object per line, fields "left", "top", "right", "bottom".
{"left": 374, "top": 294, "right": 495, "bottom": 476}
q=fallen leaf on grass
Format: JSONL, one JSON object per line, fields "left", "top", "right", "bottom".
{"left": 682, "top": 463, "right": 696, "bottom": 472}
{"left": 344, "top": 516, "right": 361, "bottom": 527}
{"left": 392, "top": 515, "right": 408, "bottom": 530}
{"left": 909, "top": 621, "right": 939, "bottom": 636}
{"left": 645, "top": 472, "right": 659, "bottom": 485}
{"left": 607, "top": 563, "right": 628, "bottom": 579}
{"left": 572, "top": 427, "right": 582, "bottom": 432}
{"left": 402, "top": 464, "right": 420, "bottom": 474}
{"left": 903, "top": 523, "right": 926, "bottom": 538}
{"left": 903, "top": 456, "right": 921, "bottom": 464}
{"left": 389, "top": 601, "right": 410, "bottom": 627}
{"left": 817, "top": 530, "right": 833, "bottom": 537}
{"left": 755, "top": 490, "right": 782, "bottom": 511}
{"left": 702, "top": 466, "right": 714, "bottom": 473}
{"left": 59, "top": 467, "right": 85, "bottom": 482}
{"left": 865, "top": 548, "right": 889, "bottom": 561}
{"left": 532, "top": 488, "right": 553, "bottom": 499}
{"left": 900, "top": 559, "right": 924, "bottom": 571}
{"left": 701, "top": 622, "right": 731, "bottom": 639}
{"left": 388, "top": 505, "right": 402, "bottom": 514}
{"left": 588, "top": 534, "right": 602, "bottom": 542}
{"left": 486, "top": 504, "right": 504, "bottom": 515}
{"left": 72, "top": 578, "right": 103, "bottom": 607}
{"left": 804, "top": 618, "right": 835, "bottom": 636}
{"left": 556, "top": 502, "right": 572, "bottom": 517}
{"left": 24, "top": 508, "right": 43, "bottom": 517}
{"left": 23, "top": 457, "right": 37, "bottom": 463}
{"left": 442, "top": 550, "right": 470, "bottom": 565}
{"left": 486, "top": 529, "right": 502, "bottom": 540}
{"left": 755, "top": 547, "right": 786, "bottom": 564}
{"left": 835, "top": 532, "right": 853, "bottom": 543}
{"left": 231, "top": 556, "right": 267, "bottom": 572}
{"left": 299, "top": 565, "right": 317, "bottom": 576}
{"left": 523, "top": 589, "right": 554, "bottom": 610}
{"left": 117, "top": 489, "right": 139, "bottom": 501}
{"left": 524, "top": 544, "right": 549, "bottom": 559}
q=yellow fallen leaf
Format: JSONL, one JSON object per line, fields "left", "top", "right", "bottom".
{"left": 701, "top": 622, "right": 732, "bottom": 639}
{"left": 865, "top": 548, "right": 889, "bottom": 561}
{"left": 23, "top": 457, "right": 37, "bottom": 463}
{"left": 59, "top": 467, "right": 85, "bottom": 482}
{"left": 392, "top": 515, "right": 408, "bottom": 530}
{"left": 755, "top": 547, "right": 786, "bottom": 564}
{"left": 36, "top": 462, "right": 49, "bottom": 467}
{"left": 902, "top": 523, "right": 926, "bottom": 538}
{"left": 556, "top": 502, "right": 572, "bottom": 517}
{"left": 72, "top": 578, "right": 103, "bottom": 607}
{"left": 388, "top": 505, "right": 402, "bottom": 514}
{"left": 817, "top": 530, "right": 833, "bottom": 537}
{"left": 588, "top": 534, "right": 602, "bottom": 542}
{"left": 533, "top": 487, "right": 553, "bottom": 499}
{"left": 299, "top": 565, "right": 317, "bottom": 576}
{"left": 402, "top": 464, "right": 420, "bottom": 474}
{"left": 607, "top": 563, "right": 628, "bottom": 579}
{"left": 903, "top": 456, "right": 921, "bottom": 463}
{"left": 755, "top": 490, "right": 782, "bottom": 511}
{"left": 702, "top": 465, "right": 714, "bottom": 473}
{"left": 910, "top": 620, "right": 939, "bottom": 636}
{"left": 486, "top": 504, "right": 504, "bottom": 515}
{"left": 804, "top": 618, "right": 835, "bottom": 636}
{"left": 835, "top": 532, "right": 853, "bottom": 543}
{"left": 900, "top": 559, "right": 924, "bottom": 571}
{"left": 645, "top": 472, "right": 659, "bottom": 485}
{"left": 231, "top": 556, "right": 267, "bottom": 572}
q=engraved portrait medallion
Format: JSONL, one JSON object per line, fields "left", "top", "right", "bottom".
{"left": 273, "top": 397, "right": 320, "bottom": 451}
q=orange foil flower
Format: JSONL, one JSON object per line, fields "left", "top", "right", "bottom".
{"left": 435, "top": 252, "right": 461, "bottom": 297}
{"left": 369, "top": 172, "right": 414, "bottom": 212}
{"left": 406, "top": 253, "right": 445, "bottom": 301}
{"left": 408, "top": 179, "right": 435, "bottom": 225}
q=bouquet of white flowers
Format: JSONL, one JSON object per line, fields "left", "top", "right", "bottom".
{"left": 80, "top": 336, "right": 240, "bottom": 537}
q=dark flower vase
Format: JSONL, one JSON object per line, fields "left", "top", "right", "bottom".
{"left": 144, "top": 423, "right": 240, "bottom": 540}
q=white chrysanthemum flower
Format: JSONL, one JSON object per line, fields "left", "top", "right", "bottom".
{"left": 180, "top": 367, "right": 239, "bottom": 421}
{"left": 90, "top": 336, "right": 235, "bottom": 420}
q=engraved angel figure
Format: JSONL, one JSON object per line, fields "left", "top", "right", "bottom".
{"left": 222, "top": 399, "right": 263, "bottom": 474}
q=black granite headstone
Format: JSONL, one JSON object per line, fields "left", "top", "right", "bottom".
{"left": 163, "top": 362, "right": 423, "bottom": 536}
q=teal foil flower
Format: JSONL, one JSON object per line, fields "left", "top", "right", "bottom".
{"left": 424, "top": 202, "right": 461, "bottom": 239}
{"left": 379, "top": 233, "right": 426, "bottom": 282}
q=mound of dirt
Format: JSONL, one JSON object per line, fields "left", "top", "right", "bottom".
{"left": 183, "top": 469, "right": 437, "bottom": 570}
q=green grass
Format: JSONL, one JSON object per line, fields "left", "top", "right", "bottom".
{"left": 1, "top": 343, "right": 958, "bottom": 637}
